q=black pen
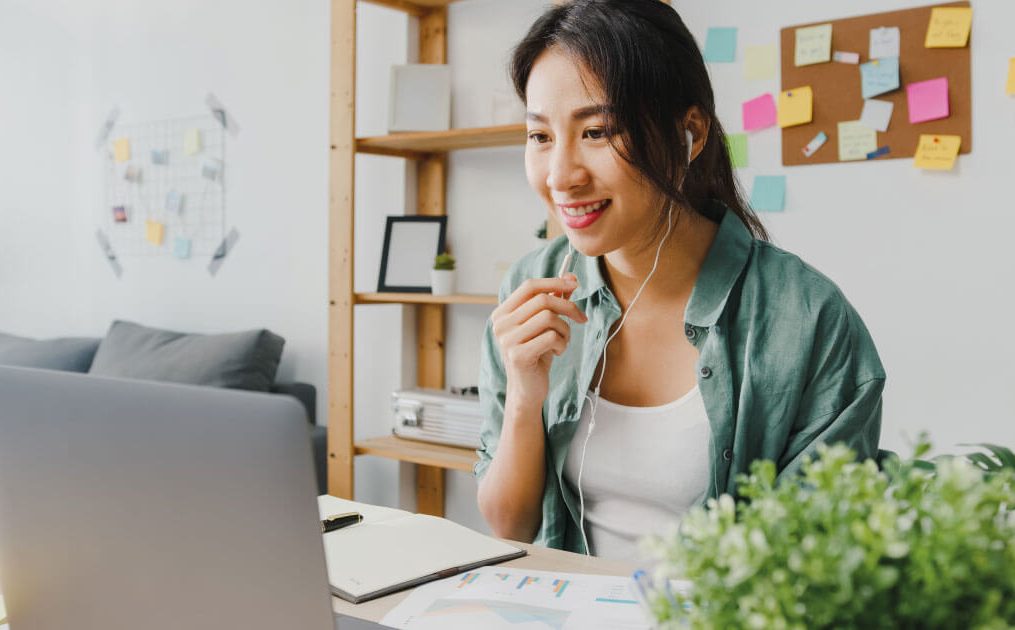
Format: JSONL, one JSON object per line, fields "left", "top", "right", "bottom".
{"left": 321, "top": 511, "right": 363, "bottom": 534}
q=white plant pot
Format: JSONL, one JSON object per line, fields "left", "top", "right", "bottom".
{"left": 430, "top": 269, "right": 456, "bottom": 296}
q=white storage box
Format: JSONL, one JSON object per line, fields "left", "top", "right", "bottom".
{"left": 391, "top": 387, "right": 482, "bottom": 449}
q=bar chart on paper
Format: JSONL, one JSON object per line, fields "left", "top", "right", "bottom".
{"left": 380, "top": 566, "right": 657, "bottom": 630}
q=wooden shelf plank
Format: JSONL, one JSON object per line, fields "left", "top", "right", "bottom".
{"left": 355, "top": 435, "right": 478, "bottom": 472}
{"left": 357, "top": 124, "right": 525, "bottom": 157}
{"left": 360, "top": 0, "right": 464, "bottom": 17}
{"left": 355, "top": 292, "right": 497, "bottom": 305}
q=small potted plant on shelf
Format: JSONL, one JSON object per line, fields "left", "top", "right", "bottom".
{"left": 431, "top": 252, "right": 456, "bottom": 296}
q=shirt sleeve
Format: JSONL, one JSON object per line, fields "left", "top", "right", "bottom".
{"left": 776, "top": 294, "right": 886, "bottom": 481}
{"left": 474, "top": 273, "right": 513, "bottom": 480}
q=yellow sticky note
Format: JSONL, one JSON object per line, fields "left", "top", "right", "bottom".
{"left": 146, "top": 220, "right": 165, "bottom": 246}
{"left": 914, "top": 134, "right": 961, "bottom": 170}
{"left": 184, "top": 128, "right": 202, "bottom": 155}
{"left": 795, "top": 23, "right": 832, "bottom": 67}
{"left": 778, "top": 86, "right": 813, "bottom": 128}
{"left": 113, "top": 138, "right": 130, "bottom": 163}
{"left": 837, "top": 121, "right": 877, "bottom": 162}
{"left": 925, "top": 7, "right": 972, "bottom": 48}
{"left": 1007, "top": 58, "right": 1015, "bottom": 95}
{"left": 744, "top": 44, "right": 778, "bottom": 80}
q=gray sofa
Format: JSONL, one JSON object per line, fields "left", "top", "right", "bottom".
{"left": 0, "top": 321, "right": 328, "bottom": 494}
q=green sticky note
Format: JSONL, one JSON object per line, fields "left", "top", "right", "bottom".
{"left": 725, "top": 133, "right": 748, "bottom": 168}
{"left": 751, "top": 175, "right": 786, "bottom": 212}
{"left": 704, "top": 27, "right": 737, "bottom": 63}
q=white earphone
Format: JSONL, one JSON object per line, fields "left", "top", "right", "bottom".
{"left": 568, "top": 128, "right": 696, "bottom": 556}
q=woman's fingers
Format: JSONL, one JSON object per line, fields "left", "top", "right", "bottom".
{"left": 500, "top": 308, "right": 571, "bottom": 350}
{"left": 494, "top": 276, "right": 579, "bottom": 318}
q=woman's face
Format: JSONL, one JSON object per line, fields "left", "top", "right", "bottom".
{"left": 524, "top": 47, "right": 663, "bottom": 257}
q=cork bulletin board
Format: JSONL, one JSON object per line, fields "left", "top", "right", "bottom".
{"left": 779, "top": 1, "right": 971, "bottom": 167}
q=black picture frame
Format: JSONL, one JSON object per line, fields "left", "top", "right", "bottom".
{"left": 377, "top": 215, "right": 447, "bottom": 293}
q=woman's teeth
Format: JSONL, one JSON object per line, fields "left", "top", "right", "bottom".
{"left": 561, "top": 200, "right": 610, "bottom": 216}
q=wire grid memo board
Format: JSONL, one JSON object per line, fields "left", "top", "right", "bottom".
{"left": 101, "top": 114, "right": 225, "bottom": 258}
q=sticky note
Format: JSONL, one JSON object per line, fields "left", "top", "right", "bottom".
{"left": 860, "top": 57, "right": 900, "bottom": 99}
{"left": 123, "top": 164, "right": 142, "bottom": 183}
{"left": 113, "top": 138, "right": 130, "bottom": 163}
{"left": 795, "top": 23, "right": 832, "bottom": 67}
{"left": 860, "top": 99, "right": 895, "bottom": 132}
{"left": 744, "top": 44, "right": 777, "bottom": 80}
{"left": 151, "top": 149, "right": 169, "bottom": 165}
{"left": 907, "top": 77, "right": 949, "bottom": 124}
{"left": 201, "top": 158, "right": 223, "bottom": 182}
{"left": 914, "top": 134, "right": 961, "bottom": 170}
{"left": 751, "top": 176, "right": 786, "bottom": 212}
{"left": 725, "top": 133, "right": 748, "bottom": 168}
{"left": 925, "top": 7, "right": 972, "bottom": 48}
{"left": 742, "top": 94, "right": 777, "bottom": 132}
{"left": 173, "top": 237, "right": 192, "bottom": 259}
{"left": 802, "top": 131, "right": 828, "bottom": 158}
{"left": 869, "top": 27, "right": 901, "bottom": 59}
{"left": 778, "top": 86, "right": 813, "bottom": 128}
{"left": 145, "top": 220, "right": 165, "bottom": 246}
{"left": 704, "top": 27, "right": 737, "bottom": 63}
{"left": 112, "top": 205, "right": 127, "bottom": 223}
{"left": 166, "top": 190, "right": 184, "bottom": 214}
{"left": 837, "top": 121, "right": 877, "bottom": 162}
{"left": 1006, "top": 58, "right": 1015, "bottom": 95}
{"left": 184, "top": 128, "right": 202, "bottom": 155}
{"left": 833, "top": 51, "right": 860, "bottom": 64}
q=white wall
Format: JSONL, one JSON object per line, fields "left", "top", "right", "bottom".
{"left": 2, "top": 0, "right": 1014, "bottom": 536}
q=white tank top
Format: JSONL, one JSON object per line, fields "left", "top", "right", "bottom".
{"left": 562, "top": 386, "right": 711, "bottom": 562}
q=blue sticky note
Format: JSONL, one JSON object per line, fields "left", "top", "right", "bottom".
{"left": 173, "top": 237, "right": 192, "bottom": 259}
{"left": 704, "top": 27, "right": 737, "bottom": 63}
{"left": 751, "top": 176, "right": 786, "bottom": 212}
{"left": 860, "top": 56, "right": 900, "bottom": 99}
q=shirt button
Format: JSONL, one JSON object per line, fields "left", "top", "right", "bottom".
{"left": 722, "top": 448, "right": 733, "bottom": 462}
{"left": 684, "top": 325, "right": 696, "bottom": 339}
{"left": 699, "top": 366, "right": 713, "bottom": 379}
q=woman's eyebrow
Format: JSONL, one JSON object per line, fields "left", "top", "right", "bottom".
{"left": 526, "top": 104, "right": 612, "bottom": 123}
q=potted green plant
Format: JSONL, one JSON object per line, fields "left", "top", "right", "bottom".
{"left": 642, "top": 439, "right": 1015, "bottom": 629}
{"left": 431, "top": 252, "right": 456, "bottom": 296}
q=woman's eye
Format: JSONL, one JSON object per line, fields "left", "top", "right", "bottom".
{"left": 527, "top": 132, "right": 550, "bottom": 144}
{"left": 584, "top": 128, "right": 608, "bottom": 140}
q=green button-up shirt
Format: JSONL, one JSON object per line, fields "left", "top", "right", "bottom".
{"left": 476, "top": 202, "right": 886, "bottom": 553}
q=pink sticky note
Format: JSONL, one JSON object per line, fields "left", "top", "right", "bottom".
{"left": 742, "top": 93, "right": 777, "bottom": 132}
{"left": 906, "top": 77, "right": 949, "bottom": 124}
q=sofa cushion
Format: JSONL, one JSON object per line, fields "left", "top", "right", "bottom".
{"left": 88, "top": 320, "right": 285, "bottom": 391}
{"left": 0, "top": 332, "right": 102, "bottom": 372}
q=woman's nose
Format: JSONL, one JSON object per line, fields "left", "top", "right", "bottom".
{"left": 546, "top": 146, "right": 590, "bottom": 192}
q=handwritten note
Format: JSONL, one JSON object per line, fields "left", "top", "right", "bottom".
{"left": 913, "top": 134, "right": 961, "bottom": 170}
{"left": 860, "top": 99, "right": 894, "bottom": 132}
{"left": 795, "top": 23, "right": 832, "bottom": 66}
{"left": 869, "top": 27, "right": 901, "bottom": 59}
{"left": 184, "top": 128, "right": 202, "bottom": 156}
{"left": 1007, "top": 58, "right": 1015, "bottom": 95}
{"left": 113, "top": 138, "right": 130, "bottom": 163}
{"left": 837, "top": 121, "right": 877, "bottom": 162}
{"left": 778, "top": 86, "right": 813, "bottom": 128}
{"left": 725, "top": 133, "right": 748, "bottom": 168}
{"left": 860, "top": 57, "right": 900, "bottom": 99}
{"left": 925, "top": 7, "right": 972, "bottom": 48}
{"left": 751, "top": 176, "right": 786, "bottom": 212}
{"left": 704, "top": 27, "right": 737, "bottom": 63}
{"left": 145, "top": 220, "right": 165, "bottom": 246}
{"left": 742, "top": 93, "right": 777, "bottom": 132}
{"left": 906, "top": 77, "right": 949, "bottom": 124}
{"left": 744, "top": 44, "right": 777, "bottom": 80}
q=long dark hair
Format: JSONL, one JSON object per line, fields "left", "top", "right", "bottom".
{"left": 510, "top": 0, "right": 769, "bottom": 241}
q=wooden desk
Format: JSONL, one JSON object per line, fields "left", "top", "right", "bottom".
{"left": 330, "top": 541, "right": 638, "bottom": 623}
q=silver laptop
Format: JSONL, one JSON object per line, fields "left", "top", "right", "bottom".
{"left": 0, "top": 366, "right": 389, "bottom": 630}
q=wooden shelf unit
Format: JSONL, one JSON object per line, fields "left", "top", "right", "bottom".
{"left": 355, "top": 292, "right": 497, "bottom": 306}
{"left": 356, "top": 124, "right": 526, "bottom": 158}
{"left": 355, "top": 435, "right": 478, "bottom": 473}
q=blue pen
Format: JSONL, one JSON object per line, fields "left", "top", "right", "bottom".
{"left": 630, "top": 569, "right": 655, "bottom": 619}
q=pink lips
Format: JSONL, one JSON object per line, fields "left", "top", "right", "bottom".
{"left": 560, "top": 200, "right": 611, "bottom": 229}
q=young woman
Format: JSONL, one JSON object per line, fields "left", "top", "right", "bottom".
{"left": 475, "top": 0, "right": 885, "bottom": 560}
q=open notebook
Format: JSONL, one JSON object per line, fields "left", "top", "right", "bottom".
{"left": 318, "top": 496, "right": 526, "bottom": 603}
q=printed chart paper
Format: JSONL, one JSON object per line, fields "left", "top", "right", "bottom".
{"left": 380, "top": 566, "right": 685, "bottom": 630}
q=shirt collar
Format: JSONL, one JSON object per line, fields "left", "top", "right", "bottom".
{"left": 566, "top": 200, "right": 754, "bottom": 323}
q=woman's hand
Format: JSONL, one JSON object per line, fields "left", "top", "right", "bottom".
{"left": 490, "top": 273, "right": 588, "bottom": 406}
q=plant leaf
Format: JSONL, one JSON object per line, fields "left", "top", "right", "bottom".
{"left": 959, "top": 443, "right": 1015, "bottom": 469}
{"left": 965, "top": 452, "right": 1002, "bottom": 472}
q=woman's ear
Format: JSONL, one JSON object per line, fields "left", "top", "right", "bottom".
{"left": 681, "top": 107, "right": 711, "bottom": 163}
